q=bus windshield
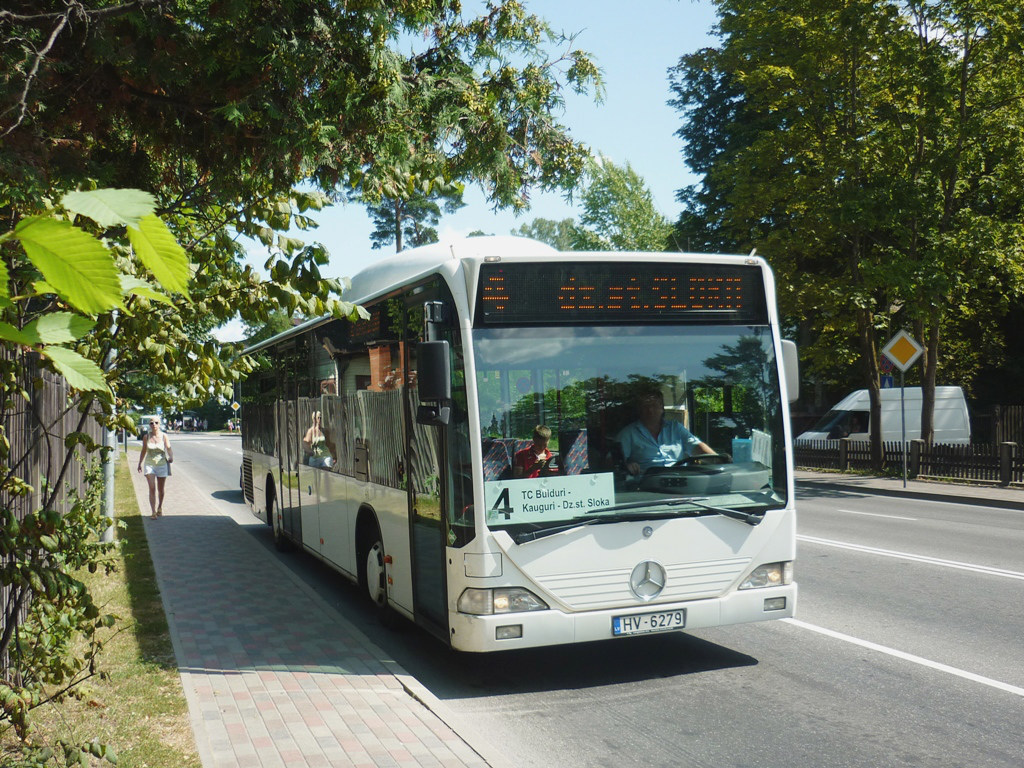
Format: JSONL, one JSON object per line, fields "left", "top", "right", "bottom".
{"left": 473, "top": 324, "right": 788, "bottom": 534}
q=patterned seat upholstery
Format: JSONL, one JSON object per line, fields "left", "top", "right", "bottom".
{"left": 481, "top": 438, "right": 512, "bottom": 481}
{"left": 559, "top": 429, "right": 589, "bottom": 475}
{"left": 508, "top": 439, "right": 533, "bottom": 464}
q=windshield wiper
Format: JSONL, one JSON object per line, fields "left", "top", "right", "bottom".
{"left": 682, "top": 499, "right": 765, "bottom": 527}
{"left": 586, "top": 495, "right": 765, "bottom": 526}
{"left": 512, "top": 509, "right": 692, "bottom": 544}
{"left": 584, "top": 496, "right": 712, "bottom": 515}
{"left": 512, "top": 496, "right": 765, "bottom": 544}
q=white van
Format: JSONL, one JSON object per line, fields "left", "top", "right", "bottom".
{"left": 796, "top": 386, "right": 970, "bottom": 445}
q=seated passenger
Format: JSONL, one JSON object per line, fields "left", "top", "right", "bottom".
{"left": 617, "top": 390, "right": 715, "bottom": 475}
{"left": 513, "top": 425, "right": 556, "bottom": 479}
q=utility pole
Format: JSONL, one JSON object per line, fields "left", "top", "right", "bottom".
{"left": 101, "top": 314, "right": 118, "bottom": 543}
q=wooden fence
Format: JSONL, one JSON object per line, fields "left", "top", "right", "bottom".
{"left": 994, "top": 405, "right": 1024, "bottom": 446}
{"left": 1, "top": 352, "right": 104, "bottom": 671}
{"left": 795, "top": 438, "right": 1024, "bottom": 485}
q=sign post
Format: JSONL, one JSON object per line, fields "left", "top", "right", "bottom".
{"left": 880, "top": 330, "right": 924, "bottom": 487}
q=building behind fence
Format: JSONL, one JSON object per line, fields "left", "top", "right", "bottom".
{"left": 1, "top": 353, "right": 104, "bottom": 670}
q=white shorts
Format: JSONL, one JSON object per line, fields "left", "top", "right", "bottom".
{"left": 144, "top": 463, "right": 170, "bottom": 478}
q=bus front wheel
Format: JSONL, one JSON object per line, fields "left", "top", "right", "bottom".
{"left": 365, "top": 538, "right": 387, "bottom": 608}
{"left": 361, "top": 524, "right": 400, "bottom": 629}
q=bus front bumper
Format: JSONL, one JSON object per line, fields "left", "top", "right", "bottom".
{"left": 448, "top": 583, "right": 797, "bottom": 652}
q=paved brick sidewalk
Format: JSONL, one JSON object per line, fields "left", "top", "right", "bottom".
{"left": 128, "top": 455, "right": 490, "bottom": 768}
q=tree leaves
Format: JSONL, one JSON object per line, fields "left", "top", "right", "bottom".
{"left": 3, "top": 190, "right": 194, "bottom": 392}
{"left": 514, "top": 160, "right": 672, "bottom": 252}
{"left": 127, "top": 215, "right": 191, "bottom": 298}
{"left": 35, "top": 346, "right": 107, "bottom": 392}
{"left": 15, "top": 217, "right": 123, "bottom": 315}
{"left": 61, "top": 188, "right": 156, "bottom": 228}
{"left": 0, "top": 313, "right": 94, "bottom": 346}
{"left": 672, "top": 0, "right": 1024, "bottom": 449}
{"left": 119, "top": 275, "right": 174, "bottom": 306}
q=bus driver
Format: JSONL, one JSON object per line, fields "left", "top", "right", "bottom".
{"left": 618, "top": 390, "right": 716, "bottom": 475}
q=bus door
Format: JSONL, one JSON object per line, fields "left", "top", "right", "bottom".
{"left": 278, "top": 335, "right": 312, "bottom": 542}
{"left": 401, "top": 296, "right": 455, "bottom": 637}
{"left": 296, "top": 397, "right": 321, "bottom": 552}
{"left": 404, "top": 342, "right": 447, "bottom": 635}
{"left": 277, "top": 398, "right": 302, "bottom": 540}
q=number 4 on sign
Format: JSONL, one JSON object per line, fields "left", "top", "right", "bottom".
{"left": 881, "top": 330, "right": 923, "bottom": 372}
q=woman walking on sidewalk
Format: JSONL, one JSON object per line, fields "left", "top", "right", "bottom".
{"left": 138, "top": 417, "right": 173, "bottom": 518}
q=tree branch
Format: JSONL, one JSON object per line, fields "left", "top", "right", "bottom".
{"left": 0, "top": 0, "right": 167, "bottom": 138}
{"left": 0, "top": 10, "right": 69, "bottom": 138}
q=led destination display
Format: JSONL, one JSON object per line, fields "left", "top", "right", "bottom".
{"left": 476, "top": 262, "right": 767, "bottom": 325}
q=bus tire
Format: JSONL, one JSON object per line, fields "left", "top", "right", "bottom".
{"left": 268, "top": 484, "right": 290, "bottom": 553}
{"left": 360, "top": 520, "right": 400, "bottom": 629}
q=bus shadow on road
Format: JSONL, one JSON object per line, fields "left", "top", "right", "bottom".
{"left": 249, "top": 535, "right": 762, "bottom": 698}
{"left": 425, "top": 631, "right": 759, "bottom": 698}
{"left": 211, "top": 488, "right": 245, "bottom": 504}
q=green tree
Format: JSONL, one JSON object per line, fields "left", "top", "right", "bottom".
{"left": 512, "top": 159, "right": 672, "bottom": 252}
{"left": 0, "top": 191, "right": 180, "bottom": 752}
{"left": 573, "top": 158, "right": 673, "bottom": 251}
{"left": 670, "top": 0, "right": 1024, "bottom": 461}
{"left": 2, "top": 2, "right": 602, "bottom": 400}
{"left": 512, "top": 217, "right": 578, "bottom": 250}
{"left": 242, "top": 309, "right": 297, "bottom": 347}
{"left": 367, "top": 190, "right": 466, "bottom": 252}
{"left": 0, "top": 0, "right": 602, "bottom": 747}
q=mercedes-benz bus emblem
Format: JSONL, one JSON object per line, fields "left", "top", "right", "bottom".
{"left": 629, "top": 560, "right": 666, "bottom": 601}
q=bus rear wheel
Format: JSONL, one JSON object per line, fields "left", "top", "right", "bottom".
{"left": 268, "top": 491, "right": 290, "bottom": 552}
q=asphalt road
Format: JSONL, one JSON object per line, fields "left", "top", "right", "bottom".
{"left": 172, "top": 434, "right": 1024, "bottom": 768}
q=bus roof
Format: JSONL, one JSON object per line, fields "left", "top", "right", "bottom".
{"left": 345, "top": 235, "right": 556, "bottom": 305}
{"left": 242, "top": 236, "right": 554, "bottom": 355}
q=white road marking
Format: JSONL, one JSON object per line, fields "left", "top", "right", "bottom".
{"left": 797, "top": 535, "right": 1024, "bottom": 580}
{"left": 784, "top": 618, "right": 1024, "bottom": 698}
{"left": 836, "top": 508, "right": 917, "bottom": 521}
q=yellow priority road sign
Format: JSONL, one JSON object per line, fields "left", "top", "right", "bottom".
{"left": 881, "top": 330, "right": 924, "bottom": 372}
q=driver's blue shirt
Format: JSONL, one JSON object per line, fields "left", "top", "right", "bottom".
{"left": 617, "top": 419, "right": 703, "bottom": 473}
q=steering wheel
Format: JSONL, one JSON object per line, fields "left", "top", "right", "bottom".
{"left": 673, "top": 453, "right": 731, "bottom": 467}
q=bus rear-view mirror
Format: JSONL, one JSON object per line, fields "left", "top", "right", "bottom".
{"left": 418, "top": 340, "right": 452, "bottom": 402}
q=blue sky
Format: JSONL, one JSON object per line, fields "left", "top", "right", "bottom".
{"left": 219, "top": 1, "right": 718, "bottom": 340}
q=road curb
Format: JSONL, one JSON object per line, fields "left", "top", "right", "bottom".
{"left": 795, "top": 477, "right": 1024, "bottom": 512}
{"left": 386, "top": 661, "right": 517, "bottom": 768}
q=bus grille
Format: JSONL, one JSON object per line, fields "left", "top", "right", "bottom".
{"left": 242, "top": 456, "right": 254, "bottom": 504}
{"left": 533, "top": 557, "right": 751, "bottom": 610}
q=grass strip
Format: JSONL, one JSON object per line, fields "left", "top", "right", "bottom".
{"left": 1, "top": 453, "right": 200, "bottom": 766}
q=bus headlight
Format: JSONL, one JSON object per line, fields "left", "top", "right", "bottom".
{"left": 457, "top": 587, "right": 549, "bottom": 615}
{"left": 738, "top": 561, "right": 793, "bottom": 590}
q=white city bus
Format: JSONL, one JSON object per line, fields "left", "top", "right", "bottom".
{"left": 240, "top": 236, "right": 799, "bottom": 652}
